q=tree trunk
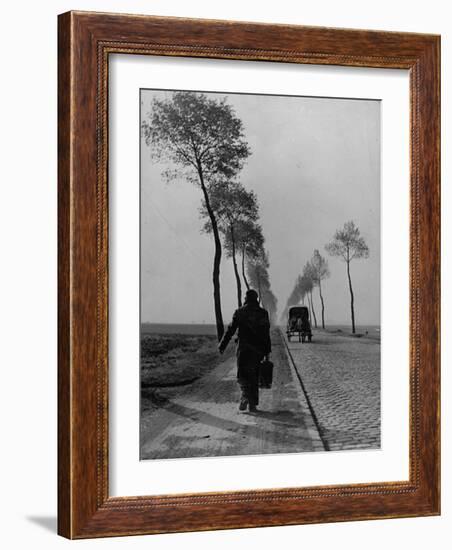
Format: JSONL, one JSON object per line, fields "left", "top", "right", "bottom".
{"left": 241, "top": 245, "right": 250, "bottom": 290}
{"left": 346, "top": 259, "right": 356, "bottom": 334}
{"left": 230, "top": 225, "right": 242, "bottom": 307}
{"left": 310, "top": 290, "right": 318, "bottom": 328}
{"left": 197, "top": 163, "right": 224, "bottom": 341}
{"left": 318, "top": 278, "right": 325, "bottom": 329}
{"left": 257, "top": 273, "right": 263, "bottom": 306}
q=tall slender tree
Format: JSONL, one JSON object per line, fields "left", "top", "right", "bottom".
{"left": 284, "top": 268, "right": 316, "bottom": 326}
{"left": 247, "top": 251, "right": 270, "bottom": 306}
{"left": 325, "top": 221, "right": 369, "bottom": 333}
{"left": 142, "top": 92, "right": 251, "bottom": 340}
{"left": 310, "top": 249, "right": 330, "bottom": 329}
{"left": 237, "top": 222, "right": 265, "bottom": 291}
{"left": 282, "top": 274, "right": 306, "bottom": 324}
{"left": 262, "top": 288, "right": 278, "bottom": 325}
{"left": 246, "top": 247, "right": 277, "bottom": 321}
{"left": 296, "top": 275, "right": 308, "bottom": 305}
{"left": 302, "top": 262, "right": 317, "bottom": 328}
{"left": 201, "top": 180, "right": 259, "bottom": 307}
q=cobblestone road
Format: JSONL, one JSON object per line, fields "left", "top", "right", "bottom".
{"left": 285, "top": 329, "right": 381, "bottom": 451}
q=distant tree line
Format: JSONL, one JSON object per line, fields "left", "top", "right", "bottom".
{"left": 142, "top": 91, "right": 277, "bottom": 341}
{"left": 283, "top": 221, "right": 369, "bottom": 334}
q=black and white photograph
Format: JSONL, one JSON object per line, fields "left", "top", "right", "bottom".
{"left": 139, "top": 88, "right": 381, "bottom": 460}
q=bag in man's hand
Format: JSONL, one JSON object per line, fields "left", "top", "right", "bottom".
{"left": 259, "top": 359, "right": 274, "bottom": 388}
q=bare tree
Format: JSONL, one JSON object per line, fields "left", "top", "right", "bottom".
{"left": 142, "top": 92, "right": 251, "bottom": 340}
{"left": 310, "top": 249, "right": 330, "bottom": 329}
{"left": 325, "top": 221, "right": 369, "bottom": 333}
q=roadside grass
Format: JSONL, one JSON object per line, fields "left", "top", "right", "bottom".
{"left": 140, "top": 333, "right": 234, "bottom": 415}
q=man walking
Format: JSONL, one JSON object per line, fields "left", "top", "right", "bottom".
{"left": 219, "top": 289, "right": 272, "bottom": 412}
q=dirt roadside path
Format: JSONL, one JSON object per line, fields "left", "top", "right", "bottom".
{"left": 140, "top": 330, "right": 323, "bottom": 460}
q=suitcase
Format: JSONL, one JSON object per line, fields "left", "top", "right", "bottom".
{"left": 259, "top": 360, "right": 274, "bottom": 388}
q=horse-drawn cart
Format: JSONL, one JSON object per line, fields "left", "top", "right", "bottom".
{"left": 286, "top": 306, "right": 312, "bottom": 343}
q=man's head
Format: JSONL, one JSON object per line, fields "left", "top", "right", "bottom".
{"left": 245, "top": 289, "right": 259, "bottom": 304}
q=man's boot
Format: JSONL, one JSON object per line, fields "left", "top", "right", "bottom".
{"left": 239, "top": 398, "right": 248, "bottom": 411}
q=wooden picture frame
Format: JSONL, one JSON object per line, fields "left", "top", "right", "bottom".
{"left": 58, "top": 11, "right": 440, "bottom": 539}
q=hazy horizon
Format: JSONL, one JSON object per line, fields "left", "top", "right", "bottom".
{"left": 140, "top": 89, "right": 380, "bottom": 326}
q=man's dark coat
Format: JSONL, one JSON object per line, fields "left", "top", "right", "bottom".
{"left": 219, "top": 300, "right": 271, "bottom": 406}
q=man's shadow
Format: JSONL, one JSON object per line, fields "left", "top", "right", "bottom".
{"left": 26, "top": 516, "right": 57, "bottom": 533}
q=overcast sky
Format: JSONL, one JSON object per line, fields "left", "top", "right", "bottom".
{"left": 140, "top": 89, "right": 380, "bottom": 326}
